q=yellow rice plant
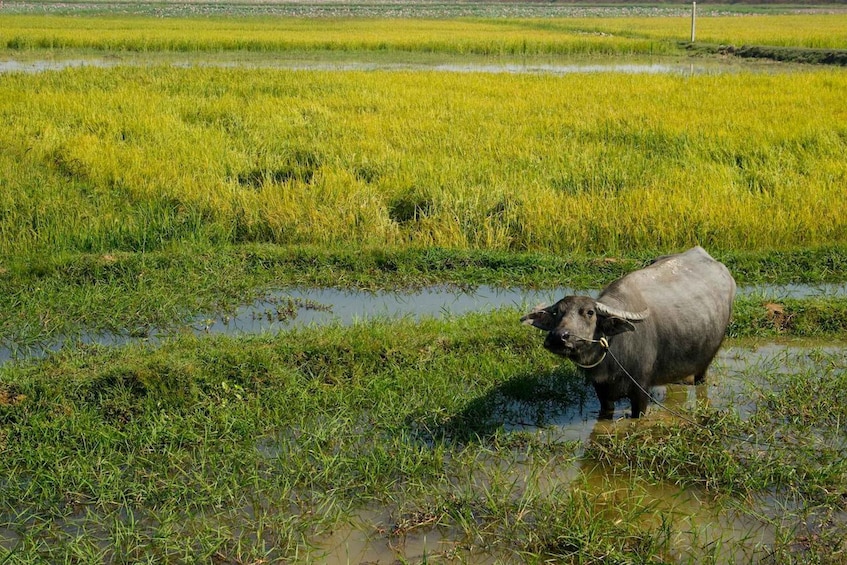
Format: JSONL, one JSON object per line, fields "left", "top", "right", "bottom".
{"left": 579, "top": 14, "right": 847, "bottom": 49}
{"left": 0, "top": 15, "right": 669, "bottom": 55}
{"left": 1, "top": 14, "right": 845, "bottom": 55}
{"left": 0, "top": 66, "right": 845, "bottom": 257}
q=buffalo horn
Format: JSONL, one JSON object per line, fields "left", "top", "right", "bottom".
{"left": 595, "top": 302, "right": 650, "bottom": 321}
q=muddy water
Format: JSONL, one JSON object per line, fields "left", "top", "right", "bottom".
{"left": 308, "top": 342, "right": 842, "bottom": 564}
{"left": 313, "top": 478, "right": 778, "bottom": 564}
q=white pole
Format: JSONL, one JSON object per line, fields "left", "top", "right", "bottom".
{"left": 691, "top": 1, "right": 697, "bottom": 43}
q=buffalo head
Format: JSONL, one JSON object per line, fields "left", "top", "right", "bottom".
{"left": 521, "top": 296, "right": 649, "bottom": 367}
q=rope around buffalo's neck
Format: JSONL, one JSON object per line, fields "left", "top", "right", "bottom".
{"left": 572, "top": 336, "right": 609, "bottom": 369}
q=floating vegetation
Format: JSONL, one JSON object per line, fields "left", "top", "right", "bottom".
{"left": 248, "top": 296, "right": 333, "bottom": 324}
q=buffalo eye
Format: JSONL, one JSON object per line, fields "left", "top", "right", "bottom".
{"left": 586, "top": 309, "right": 595, "bottom": 318}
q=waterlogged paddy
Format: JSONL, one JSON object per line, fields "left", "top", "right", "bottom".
{"left": 312, "top": 342, "right": 845, "bottom": 564}
{"left": 2, "top": 282, "right": 847, "bottom": 363}
{"left": 2, "top": 292, "right": 844, "bottom": 561}
{"left": 2, "top": 338, "right": 842, "bottom": 562}
{"left": 0, "top": 55, "right": 803, "bottom": 76}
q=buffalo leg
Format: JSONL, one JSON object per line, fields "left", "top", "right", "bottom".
{"left": 693, "top": 370, "right": 707, "bottom": 385}
{"left": 594, "top": 383, "right": 616, "bottom": 419}
{"left": 630, "top": 388, "right": 650, "bottom": 418}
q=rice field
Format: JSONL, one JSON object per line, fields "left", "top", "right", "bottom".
{"left": 589, "top": 13, "right": 847, "bottom": 49}
{"left": 1, "top": 65, "right": 846, "bottom": 259}
{"left": 0, "top": 16, "right": 671, "bottom": 55}
{"left": 2, "top": 13, "right": 847, "bottom": 54}
{"left": 1, "top": 8, "right": 847, "bottom": 563}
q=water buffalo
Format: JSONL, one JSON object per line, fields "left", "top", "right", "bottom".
{"left": 521, "top": 247, "right": 736, "bottom": 418}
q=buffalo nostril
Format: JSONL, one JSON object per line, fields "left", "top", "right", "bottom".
{"left": 551, "top": 331, "right": 569, "bottom": 342}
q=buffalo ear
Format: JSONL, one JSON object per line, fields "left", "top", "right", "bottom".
{"left": 521, "top": 305, "right": 556, "bottom": 331}
{"left": 599, "top": 316, "right": 637, "bottom": 336}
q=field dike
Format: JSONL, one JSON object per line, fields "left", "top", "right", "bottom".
{"left": 689, "top": 42, "right": 847, "bottom": 66}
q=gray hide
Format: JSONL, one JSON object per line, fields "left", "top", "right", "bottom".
{"left": 521, "top": 246, "right": 736, "bottom": 418}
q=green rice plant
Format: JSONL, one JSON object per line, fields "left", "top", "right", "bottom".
{"left": 1, "top": 66, "right": 846, "bottom": 259}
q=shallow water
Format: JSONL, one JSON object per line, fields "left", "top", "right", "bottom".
{"left": 200, "top": 281, "right": 847, "bottom": 334}
{"left": 189, "top": 281, "right": 847, "bottom": 341}
{"left": 3, "top": 282, "right": 846, "bottom": 364}
{"left": 0, "top": 59, "right": 122, "bottom": 73}
{"left": 0, "top": 57, "right": 795, "bottom": 76}
{"left": 309, "top": 342, "right": 843, "bottom": 564}
{"left": 484, "top": 341, "right": 820, "bottom": 438}
{"left": 312, "top": 488, "right": 775, "bottom": 564}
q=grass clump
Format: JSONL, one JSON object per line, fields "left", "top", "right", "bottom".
{"left": 731, "top": 297, "right": 847, "bottom": 339}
